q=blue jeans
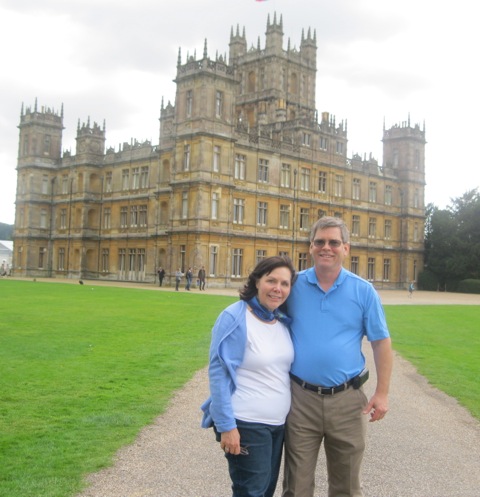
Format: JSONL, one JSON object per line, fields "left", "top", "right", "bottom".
{"left": 225, "top": 420, "right": 285, "bottom": 497}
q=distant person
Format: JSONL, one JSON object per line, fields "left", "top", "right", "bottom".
{"left": 198, "top": 265, "right": 206, "bottom": 290}
{"left": 201, "top": 256, "right": 296, "bottom": 497}
{"left": 157, "top": 267, "right": 165, "bottom": 287}
{"left": 185, "top": 267, "right": 193, "bottom": 291}
{"left": 175, "top": 268, "right": 183, "bottom": 291}
{"left": 282, "top": 216, "right": 393, "bottom": 497}
{"left": 408, "top": 281, "right": 415, "bottom": 298}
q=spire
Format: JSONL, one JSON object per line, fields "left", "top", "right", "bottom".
{"left": 20, "top": 102, "right": 24, "bottom": 117}
{"left": 177, "top": 47, "right": 181, "bottom": 66}
{"left": 34, "top": 98, "right": 38, "bottom": 113}
{"left": 61, "top": 103, "right": 64, "bottom": 118}
{"left": 203, "top": 39, "right": 208, "bottom": 59}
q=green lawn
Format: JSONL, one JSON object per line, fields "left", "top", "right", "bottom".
{"left": 0, "top": 280, "right": 235, "bottom": 497}
{"left": 0, "top": 279, "right": 478, "bottom": 497}
{"left": 385, "top": 306, "right": 480, "bottom": 419}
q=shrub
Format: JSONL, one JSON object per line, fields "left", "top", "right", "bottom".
{"left": 457, "top": 279, "right": 480, "bottom": 294}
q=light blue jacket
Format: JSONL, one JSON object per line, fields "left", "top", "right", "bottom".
{"left": 200, "top": 300, "right": 248, "bottom": 432}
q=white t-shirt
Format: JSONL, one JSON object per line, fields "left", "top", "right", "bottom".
{"left": 231, "top": 310, "right": 294, "bottom": 425}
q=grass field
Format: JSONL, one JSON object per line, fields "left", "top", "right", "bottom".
{"left": 0, "top": 279, "right": 478, "bottom": 497}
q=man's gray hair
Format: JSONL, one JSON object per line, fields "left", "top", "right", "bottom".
{"left": 310, "top": 216, "right": 350, "bottom": 243}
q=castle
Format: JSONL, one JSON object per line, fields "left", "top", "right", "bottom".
{"left": 12, "top": 14, "right": 426, "bottom": 288}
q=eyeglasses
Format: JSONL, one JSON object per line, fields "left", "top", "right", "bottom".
{"left": 240, "top": 446, "right": 249, "bottom": 455}
{"left": 312, "top": 239, "right": 343, "bottom": 248}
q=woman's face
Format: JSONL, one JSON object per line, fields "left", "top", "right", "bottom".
{"left": 255, "top": 266, "right": 292, "bottom": 311}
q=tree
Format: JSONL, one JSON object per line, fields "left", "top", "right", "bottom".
{"left": 0, "top": 223, "right": 13, "bottom": 240}
{"left": 423, "top": 189, "right": 480, "bottom": 290}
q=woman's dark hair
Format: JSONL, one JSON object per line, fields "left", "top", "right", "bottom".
{"left": 239, "top": 255, "right": 296, "bottom": 301}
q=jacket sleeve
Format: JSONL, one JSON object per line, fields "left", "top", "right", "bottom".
{"left": 203, "top": 304, "right": 246, "bottom": 432}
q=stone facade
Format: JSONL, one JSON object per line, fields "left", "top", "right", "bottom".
{"left": 12, "top": 14, "right": 425, "bottom": 289}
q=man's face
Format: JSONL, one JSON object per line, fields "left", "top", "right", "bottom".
{"left": 309, "top": 227, "right": 349, "bottom": 273}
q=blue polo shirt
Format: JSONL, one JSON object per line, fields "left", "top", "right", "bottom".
{"left": 287, "top": 267, "right": 390, "bottom": 387}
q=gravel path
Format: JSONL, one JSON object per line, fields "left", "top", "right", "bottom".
{"left": 68, "top": 288, "right": 479, "bottom": 497}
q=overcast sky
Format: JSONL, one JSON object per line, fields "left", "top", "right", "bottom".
{"left": 1, "top": 0, "right": 478, "bottom": 225}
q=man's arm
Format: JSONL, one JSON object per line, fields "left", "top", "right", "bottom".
{"left": 363, "top": 337, "right": 393, "bottom": 422}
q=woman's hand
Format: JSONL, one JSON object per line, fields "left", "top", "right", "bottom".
{"left": 220, "top": 428, "right": 241, "bottom": 455}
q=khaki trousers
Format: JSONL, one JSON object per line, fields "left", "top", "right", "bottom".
{"left": 282, "top": 380, "right": 368, "bottom": 497}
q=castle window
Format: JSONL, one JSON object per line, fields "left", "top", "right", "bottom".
{"left": 60, "top": 209, "right": 67, "bottom": 230}
{"left": 132, "top": 168, "right": 140, "bottom": 189}
{"left": 258, "top": 159, "right": 269, "bottom": 183}
{"left": 415, "top": 149, "right": 421, "bottom": 169}
{"left": 105, "top": 172, "right": 113, "bottom": 192}
{"left": 140, "top": 167, "right": 149, "bottom": 188}
{"left": 209, "top": 245, "right": 218, "bottom": 277}
{"left": 120, "top": 206, "right": 128, "bottom": 227}
{"left": 280, "top": 205, "right": 290, "bottom": 229}
{"left": 186, "top": 90, "right": 193, "bottom": 117}
{"left": 211, "top": 192, "right": 219, "bottom": 220}
{"left": 232, "top": 248, "right": 243, "bottom": 277}
{"left": 235, "top": 154, "right": 246, "bottom": 180}
{"left": 385, "top": 185, "right": 392, "bottom": 205}
{"left": 180, "top": 245, "right": 186, "bottom": 272}
{"left": 102, "top": 249, "right": 109, "bottom": 273}
{"left": 302, "top": 133, "right": 311, "bottom": 147}
{"left": 103, "top": 208, "right": 111, "bottom": 229}
{"left": 118, "top": 249, "right": 126, "bottom": 274}
{"left": 62, "top": 175, "right": 69, "bottom": 194}
{"left": 351, "top": 215, "right": 360, "bottom": 237}
{"left": 300, "top": 208, "right": 309, "bottom": 230}
{"left": 393, "top": 149, "right": 399, "bottom": 167}
{"left": 42, "top": 175, "right": 49, "bottom": 194}
{"left": 137, "top": 249, "right": 145, "bottom": 274}
{"left": 281, "top": 163, "right": 291, "bottom": 187}
{"left": 368, "top": 217, "right": 377, "bottom": 238}
{"left": 23, "top": 135, "right": 29, "bottom": 155}
{"left": 40, "top": 209, "right": 47, "bottom": 228}
{"left": 383, "top": 259, "right": 391, "bottom": 282}
{"left": 183, "top": 144, "right": 190, "bottom": 171}
{"left": 182, "top": 192, "right": 188, "bottom": 219}
{"left": 130, "top": 205, "right": 138, "bottom": 227}
{"left": 215, "top": 90, "right": 223, "bottom": 117}
{"left": 38, "top": 247, "right": 46, "bottom": 268}
{"left": 367, "top": 257, "right": 375, "bottom": 281}
{"left": 298, "top": 252, "right": 308, "bottom": 271}
{"left": 350, "top": 256, "right": 359, "bottom": 275}
{"left": 318, "top": 171, "right": 327, "bottom": 193}
{"left": 248, "top": 71, "right": 256, "bottom": 92}
{"left": 384, "top": 219, "right": 392, "bottom": 240}
{"left": 58, "top": 248, "right": 65, "bottom": 271}
{"left": 369, "top": 182, "right": 377, "bottom": 203}
{"left": 257, "top": 201, "right": 268, "bottom": 226}
{"left": 414, "top": 222, "right": 419, "bottom": 242}
{"left": 300, "top": 167, "right": 310, "bottom": 191}
{"left": 122, "top": 169, "right": 129, "bottom": 190}
{"left": 139, "top": 205, "right": 147, "bottom": 227}
{"left": 233, "top": 198, "right": 245, "bottom": 224}
{"left": 352, "top": 178, "right": 361, "bottom": 200}
{"left": 44, "top": 135, "right": 51, "bottom": 155}
{"left": 256, "top": 250, "right": 267, "bottom": 265}
{"left": 414, "top": 189, "right": 420, "bottom": 208}
{"left": 334, "top": 175, "right": 343, "bottom": 197}
{"left": 336, "top": 141, "right": 344, "bottom": 154}
{"left": 213, "top": 146, "right": 221, "bottom": 172}
{"left": 319, "top": 137, "right": 328, "bottom": 151}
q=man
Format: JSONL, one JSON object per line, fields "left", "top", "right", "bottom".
{"left": 157, "top": 267, "right": 165, "bottom": 287}
{"left": 282, "top": 216, "right": 393, "bottom": 497}
{"left": 198, "top": 265, "right": 206, "bottom": 290}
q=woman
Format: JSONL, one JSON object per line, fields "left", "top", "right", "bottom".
{"left": 201, "top": 256, "right": 296, "bottom": 497}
